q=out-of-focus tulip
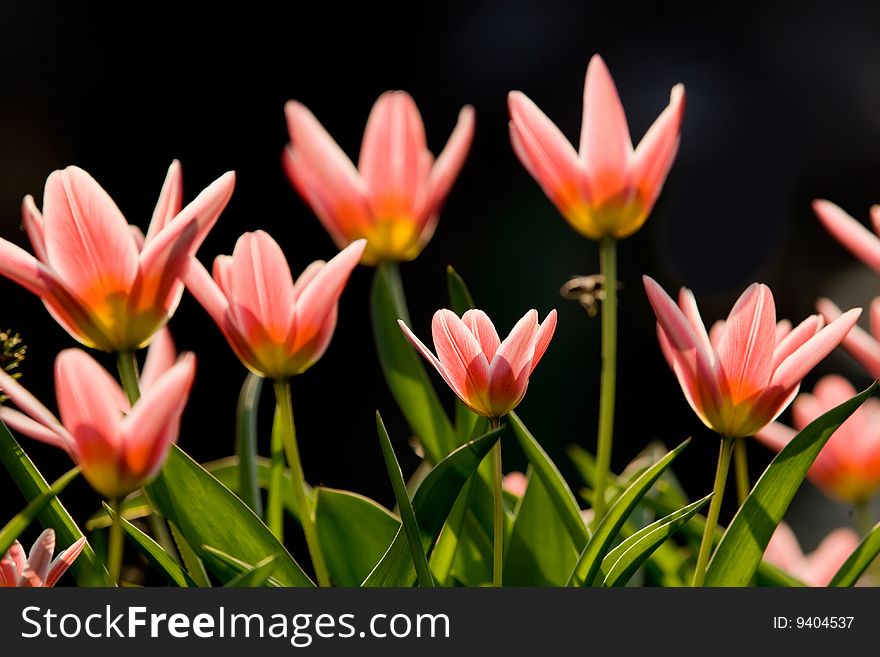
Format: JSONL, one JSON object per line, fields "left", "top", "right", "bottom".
{"left": 399, "top": 308, "right": 557, "bottom": 419}
{"left": 0, "top": 163, "right": 235, "bottom": 352}
{"left": 508, "top": 55, "right": 684, "bottom": 240}
{"left": 643, "top": 276, "right": 861, "bottom": 438}
{"left": 184, "top": 232, "right": 365, "bottom": 380}
{"left": 814, "top": 200, "right": 880, "bottom": 272}
{"left": 502, "top": 471, "right": 528, "bottom": 497}
{"left": 818, "top": 297, "right": 880, "bottom": 378}
{"left": 756, "top": 375, "right": 880, "bottom": 504}
{"left": 0, "top": 332, "right": 194, "bottom": 498}
{"left": 283, "top": 92, "right": 474, "bottom": 265}
{"left": 0, "top": 529, "right": 86, "bottom": 587}
{"left": 764, "top": 522, "right": 859, "bottom": 586}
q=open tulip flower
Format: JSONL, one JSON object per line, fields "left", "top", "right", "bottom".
{"left": 284, "top": 92, "right": 475, "bottom": 265}
{"left": 818, "top": 296, "right": 880, "bottom": 378}
{"left": 757, "top": 375, "right": 880, "bottom": 505}
{"left": 764, "top": 522, "right": 859, "bottom": 587}
{"left": 184, "top": 232, "right": 365, "bottom": 381}
{"left": 508, "top": 55, "right": 684, "bottom": 240}
{"left": 0, "top": 163, "right": 235, "bottom": 352}
{"left": 814, "top": 199, "right": 880, "bottom": 272}
{"left": 0, "top": 331, "right": 195, "bottom": 499}
{"left": 0, "top": 529, "right": 86, "bottom": 588}
{"left": 398, "top": 308, "right": 557, "bottom": 419}
{"left": 643, "top": 276, "right": 861, "bottom": 438}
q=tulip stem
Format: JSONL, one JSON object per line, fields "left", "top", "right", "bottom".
{"left": 490, "top": 416, "right": 503, "bottom": 587}
{"left": 107, "top": 497, "right": 124, "bottom": 586}
{"left": 734, "top": 438, "right": 750, "bottom": 505}
{"left": 855, "top": 501, "right": 873, "bottom": 537}
{"left": 274, "top": 379, "right": 331, "bottom": 587}
{"left": 116, "top": 350, "right": 141, "bottom": 404}
{"left": 693, "top": 436, "right": 734, "bottom": 587}
{"left": 267, "top": 406, "right": 285, "bottom": 541}
{"left": 593, "top": 236, "right": 617, "bottom": 522}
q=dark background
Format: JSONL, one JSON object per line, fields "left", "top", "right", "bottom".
{"left": 2, "top": 0, "right": 879, "bottom": 560}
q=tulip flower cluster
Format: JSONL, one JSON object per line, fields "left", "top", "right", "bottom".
{"left": 0, "top": 53, "right": 877, "bottom": 591}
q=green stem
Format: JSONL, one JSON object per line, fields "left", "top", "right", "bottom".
{"left": 855, "top": 500, "right": 873, "bottom": 537}
{"left": 267, "top": 406, "right": 285, "bottom": 541}
{"left": 490, "top": 416, "right": 503, "bottom": 587}
{"left": 592, "top": 236, "right": 617, "bottom": 521}
{"left": 107, "top": 497, "right": 124, "bottom": 586}
{"left": 693, "top": 436, "right": 734, "bottom": 587}
{"left": 734, "top": 439, "right": 750, "bottom": 505}
{"left": 273, "top": 379, "right": 331, "bottom": 587}
{"left": 116, "top": 350, "right": 141, "bottom": 404}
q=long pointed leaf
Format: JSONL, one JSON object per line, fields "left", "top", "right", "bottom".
{"left": 0, "top": 467, "right": 80, "bottom": 555}
{"left": 224, "top": 554, "right": 278, "bottom": 587}
{"left": 568, "top": 439, "right": 690, "bottom": 586}
{"left": 829, "top": 521, "right": 880, "bottom": 587}
{"left": 705, "top": 382, "right": 877, "bottom": 586}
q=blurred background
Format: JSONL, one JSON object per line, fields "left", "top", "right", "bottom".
{"left": 1, "top": 0, "right": 879, "bottom": 561}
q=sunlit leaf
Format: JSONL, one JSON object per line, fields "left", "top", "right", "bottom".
{"left": 829, "top": 521, "right": 880, "bottom": 587}
{"left": 0, "top": 467, "right": 80, "bottom": 556}
{"left": 224, "top": 554, "right": 279, "bottom": 587}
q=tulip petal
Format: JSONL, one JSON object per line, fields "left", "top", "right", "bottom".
{"left": 20, "top": 529, "right": 55, "bottom": 587}
{"left": 45, "top": 536, "right": 87, "bottom": 587}
{"left": 0, "top": 407, "right": 73, "bottom": 453}
{"left": 764, "top": 523, "right": 806, "bottom": 575}
{"left": 488, "top": 310, "right": 539, "bottom": 413}
{"left": 775, "top": 319, "right": 793, "bottom": 344}
{"left": 754, "top": 420, "right": 798, "bottom": 453}
{"left": 678, "top": 288, "right": 714, "bottom": 364}
{"left": 140, "top": 328, "right": 177, "bottom": 393}
{"left": 461, "top": 309, "right": 501, "bottom": 361}
{"left": 818, "top": 297, "right": 880, "bottom": 377}
{"left": 0, "top": 366, "right": 71, "bottom": 446}
{"left": 814, "top": 199, "right": 880, "bottom": 271}
{"left": 772, "top": 315, "right": 822, "bottom": 371}
{"left": 629, "top": 84, "right": 685, "bottom": 208}
{"left": 22, "top": 195, "right": 47, "bottom": 262}
{"left": 291, "top": 260, "right": 325, "bottom": 303}
{"left": 806, "top": 529, "right": 860, "bottom": 586}
{"left": 398, "top": 319, "right": 459, "bottom": 394}
{"left": 579, "top": 55, "right": 633, "bottom": 204}
{"left": 144, "top": 160, "right": 184, "bottom": 245}
{"left": 184, "top": 258, "right": 231, "bottom": 331}
{"left": 42, "top": 167, "right": 139, "bottom": 305}
{"left": 425, "top": 105, "right": 475, "bottom": 219}
{"left": 433, "top": 309, "right": 491, "bottom": 412}
{"left": 530, "top": 309, "right": 557, "bottom": 372}
{"left": 715, "top": 283, "right": 777, "bottom": 403}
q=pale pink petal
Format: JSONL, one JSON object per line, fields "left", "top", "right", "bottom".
{"left": 433, "top": 309, "right": 491, "bottom": 411}
{"left": 55, "top": 349, "right": 125, "bottom": 452}
{"left": 771, "top": 308, "right": 861, "bottom": 391}
{"left": 358, "top": 91, "right": 430, "bottom": 220}
{"left": 122, "top": 353, "right": 195, "bottom": 480}
{"left": 45, "top": 536, "right": 86, "bottom": 587}
{"left": 812, "top": 374, "right": 858, "bottom": 409}
{"left": 814, "top": 200, "right": 880, "bottom": 271}
{"left": 709, "top": 320, "right": 725, "bottom": 351}
{"left": 530, "top": 309, "right": 558, "bottom": 372}
{"left": 20, "top": 529, "right": 55, "bottom": 587}
{"left": 184, "top": 258, "right": 231, "bottom": 327}
{"left": 7, "top": 541, "right": 26, "bottom": 578}
{"left": 487, "top": 311, "right": 539, "bottom": 414}
{"left": 503, "top": 471, "right": 528, "bottom": 497}
{"left": 764, "top": 523, "right": 806, "bottom": 574}
{"left": 805, "top": 528, "right": 860, "bottom": 586}
{"left": 508, "top": 91, "right": 586, "bottom": 210}
{"left": 140, "top": 328, "right": 177, "bottom": 393}
{"left": 461, "top": 309, "right": 501, "bottom": 361}
{"left": 629, "top": 84, "right": 685, "bottom": 208}
{"left": 579, "top": 55, "right": 633, "bottom": 204}
{"left": 775, "top": 319, "right": 793, "bottom": 344}
{"left": 772, "top": 315, "right": 822, "bottom": 371}
{"left": 754, "top": 420, "right": 798, "bottom": 452}
{"left": 424, "top": 105, "right": 475, "bottom": 219}
{"left": 818, "top": 297, "right": 880, "bottom": 377}
{"left": 291, "top": 261, "right": 325, "bottom": 303}
{"left": 715, "top": 283, "right": 777, "bottom": 403}
{"left": 871, "top": 296, "right": 880, "bottom": 341}
{"left": 42, "top": 167, "right": 139, "bottom": 302}
{"left": 0, "top": 407, "right": 73, "bottom": 454}
{"left": 398, "top": 319, "right": 459, "bottom": 395}
{"left": 678, "top": 288, "right": 714, "bottom": 364}
{"left": 0, "top": 367, "right": 70, "bottom": 444}
{"left": 291, "top": 240, "right": 365, "bottom": 352}
{"left": 22, "top": 195, "right": 47, "bottom": 262}
{"left": 144, "top": 160, "right": 184, "bottom": 245}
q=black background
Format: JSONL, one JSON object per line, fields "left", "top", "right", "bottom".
{"left": 2, "top": 0, "right": 879, "bottom": 567}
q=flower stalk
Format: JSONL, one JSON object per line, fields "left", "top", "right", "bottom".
{"left": 593, "top": 236, "right": 617, "bottom": 521}
{"left": 490, "top": 416, "right": 503, "bottom": 587}
{"left": 693, "top": 436, "right": 735, "bottom": 587}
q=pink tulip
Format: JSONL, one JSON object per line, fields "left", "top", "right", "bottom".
{"left": 764, "top": 522, "right": 859, "bottom": 586}
{"left": 818, "top": 296, "right": 880, "bottom": 378}
{"left": 508, "top": 55, "right": 684, "bottom": 240}
{"left": 0, "top": 163, "right": 235, "bottom": 352}
{"left": 756, "top": 375, "right": 880, "bottom": 504}
{"left": 398, "top": 308, "right": 557, "bottom": 418}
{"left": 502, "top": 471, "right": 528, "bottom": 497}
{"left": 814, "top": 200, "right": 880, "bottom": 272}
{"left": 0, "top": 529, "right": 86, "bottom": 587}
{"left": 184, "top": 232, "right": 365, "bottom": 380}
{"left": 0, "top": 331, "right": 195, "bottom": 498}
{"left": 283, "top": 92, "right": 474, "bottom": 265}
{"left": 643, "top": 276, "right": 861, "bottom": 438}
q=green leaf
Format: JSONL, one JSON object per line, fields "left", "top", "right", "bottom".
{"left": 371, "top": 262, "right": 455, "bottom": 463}
{"left": 504, "top": 468, "right": 580, "bottom": 585}
{"left": 224, "top": 554, "right": 279, "bottom": 587}
{"left": 0, "top": 421, "right": 106, "bottom": 585}
{"left": 235, "top": 372, "right": 264, "bottom": 516}
{"left": 705, "top": 382, "right": 877, "bottom": 587}
{"left": 169, "top": 523, "right": 211, "bottom": 587}
{"left": 0, "top": 467, "right": 80, "bottom": 556}
{"left": 376, "top": 412, "right": 434, "bottom": 586}
{"left": 315, "top": 488, "right": 400, "bottom": 587}
{"left": 509, "top": 413, "right": 589, "bottom": 550}
{"left": 101, "top": 504, "right": 195, "bottom": 588}
{"left": 601, "top": 494, "right": 711, "bottom": 587}
{"left": 145, "top": 445, "right": 314, "bottom": 587}
{"left": 362, "top": 428, "right": 502, "bottom": 586}
{"left": 428, "top": 478, "right": 474, "bottom": 585}
{"left": 201, "top": 545, "right": 282, "bottom": 587}
{"left": 446, "top": 265, "right": 475, "bottom": 315}
{"left": 829, "top": 521, "right": 880, "bottom": 587}
{"left": 568, "top": 439, "right": 690, "bottom": 586}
